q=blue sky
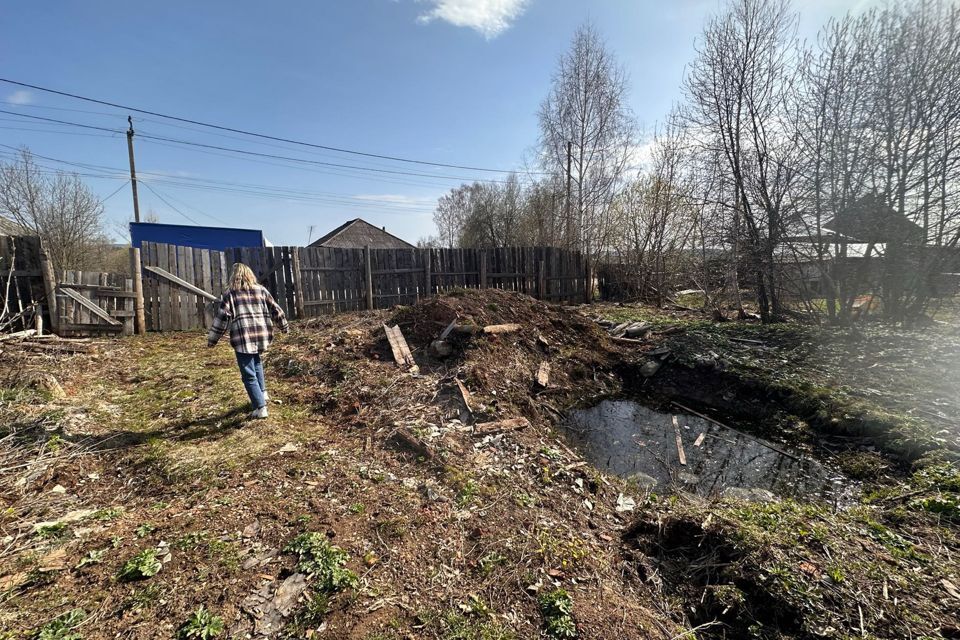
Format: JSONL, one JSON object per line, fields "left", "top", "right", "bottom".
{"left": 1, "top": 0, "right": 871, "bottom": 245}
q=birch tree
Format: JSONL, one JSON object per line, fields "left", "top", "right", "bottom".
{"left": 538, "top": 22, "right": 635, "bottom": 263}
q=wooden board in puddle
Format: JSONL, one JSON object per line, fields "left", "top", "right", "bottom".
{"left": 565, "top": 400, "right": 853, "bottom": 503}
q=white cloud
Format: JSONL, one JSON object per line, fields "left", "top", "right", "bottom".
{"left": 417, "top": 0, "right": 529, "bottom": 39}
{"left": 6, "top": 90, "right": 33, "bottom": 105}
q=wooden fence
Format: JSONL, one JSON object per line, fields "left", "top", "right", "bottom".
{"left": 0, "top": 235, "right": 46, "bottom": 332}
{"left": 139, "top": 242, "right": 590, "bottom": 332}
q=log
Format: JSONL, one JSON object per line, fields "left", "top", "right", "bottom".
{"left": 383, "top": 324, "right": 419, "bottom": 374}
{"left": 0, "top": 329, "right": 37, "bottom": 343}
{"left": 391, "top": 427, "right": 433, "bottom": 460}
{"left": 482, "top": 323, "right": 522, "bottom": 335}
{"left": 15, "top": 341, "right": 97, "bottom": 354}
{"left": 439, "top": 318, "right": 458, "bottom": 341}
{"left": 473, "top": 417, "right": 529, "bottom": 436}
{"left": 608, "top": 321, "right": 631, "bottom": 337}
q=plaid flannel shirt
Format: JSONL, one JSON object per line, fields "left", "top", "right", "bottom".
{"left": 207, "top": 285, "right": 289, "bottom": 354}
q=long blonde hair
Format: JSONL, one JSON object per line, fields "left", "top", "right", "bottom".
{"left": 229, "top": 263, "right": 259, "bottom": 290}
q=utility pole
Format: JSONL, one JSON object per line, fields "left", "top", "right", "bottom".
{"left": 126, "top": 116, "right": 141, "bottom": 223}
{"left": 565, "top": 140, "right": 572, "bottom": 249}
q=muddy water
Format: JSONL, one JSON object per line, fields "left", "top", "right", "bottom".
{"left": 565, "top": 400, "right": 851, "bottom": 502}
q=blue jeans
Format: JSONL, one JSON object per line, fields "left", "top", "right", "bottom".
{"left": 236, "top": 352, "right": 266, "bottom": 409}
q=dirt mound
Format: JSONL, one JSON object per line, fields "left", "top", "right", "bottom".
{"left": 385, "top": 289, "right": 619, "bottom": 420}
{"left": 389, "top": 288, "right": 606, "bottom": 349}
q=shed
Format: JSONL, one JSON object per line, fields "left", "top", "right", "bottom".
{"left": 129, "top": 222, "right": 266, "bottom": 252}
{"left": 824, "top": 195, "right": 924, "bottom": 245}
{"left": 309, "top": 218, "right": 414, "bottom": 249}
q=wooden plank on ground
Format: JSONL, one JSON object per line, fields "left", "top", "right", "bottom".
{"left": 536, "top": 362, "right": 551, "bottom": 387}
{"left": 672, "top": 415, "right": 687, "bottom": 466}
{"left": 383, "top": 323, "right": 418, "bottom": 374}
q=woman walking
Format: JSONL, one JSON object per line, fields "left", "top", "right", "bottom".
{"left": 207, "top": 263, "right": 289, "bottom": 419}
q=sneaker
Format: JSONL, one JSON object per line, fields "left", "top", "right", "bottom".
{"left": 249, "top": 406, "right": 269, "bottom": 420}
{"left": 263, "top": 391, "right": 270, "bottom": 402}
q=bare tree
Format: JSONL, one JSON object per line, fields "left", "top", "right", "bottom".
{"left": 538, "top": 22, "right": 635, "bottom": 263}
{"left": 684, "top": 0, "right": 800, "bottom": 322}
{"left": 790, "top": 1, "right": 960, "bottom": 323}
{"left": 611, "top": 118, "right": 699, "bottom": 305}
{"left": 0, "top": 148, "right": 108, "bottom": 271}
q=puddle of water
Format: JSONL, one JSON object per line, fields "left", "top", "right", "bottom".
{"left": 565, "top": 400, "right": 852, "bottom": 503}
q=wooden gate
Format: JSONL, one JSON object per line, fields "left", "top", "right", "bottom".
{"left": 56, "top": 271, "right": 136, "bottom": 336}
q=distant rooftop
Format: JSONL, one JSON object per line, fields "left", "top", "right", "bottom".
{"left": 309, "top": 218, "right": 414, "bottom": 250}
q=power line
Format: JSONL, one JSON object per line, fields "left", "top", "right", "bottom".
{"left": 101, "top": 180, "right": 131, "bottom": 202}
{"left": 138, "top": 185, "right": 228, "bottom": 225}
{"left": 0, "top": 144, "right": 436, "bottom": 212}
{"left": 139, "top": 181, "right": 201, "bottom": 225}
{"left": 0, "top": 108, "right": 121, "bottom": 133}
{"left": 0, "top": 109, "right": 533, "bottom": 185}
{"left": 136, "top": 132, "right": 523, "bottom": 183}
{"left": 0, "top": 78, "right": 547, "bottom": 175}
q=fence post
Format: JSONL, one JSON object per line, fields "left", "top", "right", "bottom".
{"left": 364, "top": 245, "right": 374, "bottom": 310}
{"left": 538, "top": 259, "right": 546, "bottom": 300}
{"left": 291, "top": 248, "right": 305, "bottom": 319}
{"left": 479, "top": 251, "right": 487, "bottom": 289}
{"left": 39, "top": 247, "right": 58, "bottom": 334}
{"left": 129, "top": 247, "right": 146, "bottom": 335}
{"left": 423, "top": 249, "right": 432, "bottom": 298}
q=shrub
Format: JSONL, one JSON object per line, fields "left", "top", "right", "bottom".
{"left": 538, "top": 589, "right": 577, "bottom": 639}
{"left": 118, "top": 549, "right": 162, "bottom": 581}
{"left": 177, "top": 606, "right": 224, "bottom": 639}
{"left": 284, "top": 532, "right": 357, "bottom": 592}
{"left": 35, "top": 608, "right": 85, "bottom": 640}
